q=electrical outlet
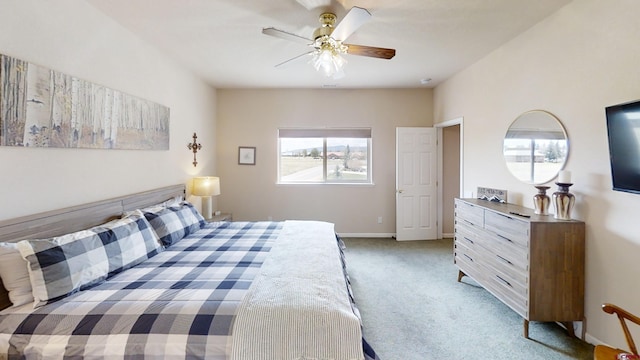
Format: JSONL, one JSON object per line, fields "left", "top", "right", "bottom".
{"left": 377, "top": 216, "right": 383, "bottom": 224}
{"left": 267, "top": 216, "right": 273, "bottom": 221}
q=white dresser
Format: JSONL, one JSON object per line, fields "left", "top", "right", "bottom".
{"left": 454, "top": 198, "right": 585, "bottom": 338}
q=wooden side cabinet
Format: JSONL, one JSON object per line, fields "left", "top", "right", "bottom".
{"left": 454, "top": 198, "right": 585, "bottom": 338}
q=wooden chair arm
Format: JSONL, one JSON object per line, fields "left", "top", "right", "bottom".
{"left": 603, "top": 304, "right": 640, "bottom": 325}
{"left": 602, "top": 303, "right": 640, "bottom": 355}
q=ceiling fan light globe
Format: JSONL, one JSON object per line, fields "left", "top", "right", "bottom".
{"left": 333, "top": 53, "right": 346, "bottom": 67}
{"left": 319, "top": 49, "right": 333, "bottom": 62}
{"left": 310, "top": 48, "right": 347, "bottom": 78}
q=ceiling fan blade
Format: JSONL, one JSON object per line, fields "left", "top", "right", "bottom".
{"left": 330, "top": 6, "right": 371, "bottom": 41}
{"left": 262, "top": 27, "right": 312, "bottom": 45}
{"left": 274, "top": 51, "right": 314, "bottom": 68}
{"left": 345, "top": 44, "right": 396, "bottom": 59}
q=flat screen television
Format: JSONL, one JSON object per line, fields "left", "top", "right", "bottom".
{"left": 605, "top": 99, "right": 640, "bottom": 195}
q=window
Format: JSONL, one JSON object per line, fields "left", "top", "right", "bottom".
{"left": 278, "top": 128, "right": 372, "bottom": 184}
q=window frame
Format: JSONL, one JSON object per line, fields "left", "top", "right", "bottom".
{"left": 277, "top": 128, "right": 373, "bottom": 185}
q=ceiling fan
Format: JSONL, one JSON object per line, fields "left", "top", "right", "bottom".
{"left": 262, "top": 6, "right": 396, "bottom": 79}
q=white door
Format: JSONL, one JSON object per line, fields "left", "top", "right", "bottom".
{"left": 396, "top": 127, "right": 438, "bottom": 241}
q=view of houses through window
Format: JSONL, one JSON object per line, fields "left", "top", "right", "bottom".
{"left": 503, "top": 138, "right": 567, "bottom": 183}
{"left": 278, "top": 128, "right": 371, "bottom": 184}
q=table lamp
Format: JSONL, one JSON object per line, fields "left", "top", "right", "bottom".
{"left": 192, "top": 176, "right": 220, "bottom": 219}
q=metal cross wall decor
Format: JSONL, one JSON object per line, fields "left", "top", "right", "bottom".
{"left": 187, "top": 132, "right": 202, "bottom": 167}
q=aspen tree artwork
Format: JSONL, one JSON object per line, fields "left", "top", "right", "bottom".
{"left": 0, "top": 54, "right": 169, "bottom": 150}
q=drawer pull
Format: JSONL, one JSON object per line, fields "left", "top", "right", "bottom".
{"left": 464, "top": 254, "right": 474, "bottom": 262}
{"left": 496, "top": 212, "right": 512, "bottom": 220}
{"left": 496, "top": 275, "right": 512, "bottom": 288}
{"left": 496, "top": 233, "right": 514, "bottom": 243}
{"left": 464, "top": 237, "right": 474, "bottom": 244}
{"left": 463, "top": 219, "right": 475, "bottom": 226}
{"left": 496, "top": 254, "right": 513, "bottom": 265}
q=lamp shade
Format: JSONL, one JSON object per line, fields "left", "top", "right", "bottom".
{"left": 192, "top": 176, "right": 220, "bottom": 197}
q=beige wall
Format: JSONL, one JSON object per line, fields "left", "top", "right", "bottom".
{"left": 0, "top": 0, "right": 217, "bottom": 221}
{"left": 434, "top": 0, "right": 640, "bottom": 348}
{"left": 216, "top": 89, "right": 432, "bottom": 234}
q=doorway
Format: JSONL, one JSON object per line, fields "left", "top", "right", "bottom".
{"left": 436, "top": 118, "right": 463, "bottom": 239}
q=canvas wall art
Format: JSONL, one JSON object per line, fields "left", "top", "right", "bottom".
{"left": 0, "top": 54, "right": 170, "bottom": 150}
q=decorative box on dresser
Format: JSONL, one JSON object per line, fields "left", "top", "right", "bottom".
{"left": 453, "top": 198, "right": 585, "bottom": 339}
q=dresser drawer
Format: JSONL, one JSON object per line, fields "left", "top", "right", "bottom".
{"left": 455, "top": 200, "right": 484, "bottom": 228}
{"left": 454, "top": 237, "right": 480, "bottom": 266}
{"left": 454, "top": 238, "right": 482, "bottom": 278}
{"left": 455, "top": 219, "right": 484, "bottom": 245}
{"left": 481, "top": 230, "right": 529, "bottom": 272}
{"left": 483, "top": 250, "right": 528, "bottom": 286}
{"left": 483, "top": 270, "right": 528, "bottom": 318}
{"left": 483, "top": 253, "right": 528, "bottom": 297}
{"left": 455, "top": 231, "right": 479, "bottom": 253}
{"left": 484, "top": 210, "right": 529, "bottom": 248}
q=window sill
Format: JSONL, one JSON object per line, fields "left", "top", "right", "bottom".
{"left": 276, "top": 182, "right": 375, "bottom": 186}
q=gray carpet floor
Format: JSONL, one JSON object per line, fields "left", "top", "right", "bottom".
{"left": 341, "top": 237, "right": 594, "bottom": 360}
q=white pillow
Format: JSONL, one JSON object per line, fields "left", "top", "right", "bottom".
{"left": 0, "top": 242, "right": 34, "bottom": 307}
{"left": 163, "top": 195, "right": 183, "bottom": 207}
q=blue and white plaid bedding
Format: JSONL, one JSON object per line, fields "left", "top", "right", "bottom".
{"left": 0, "top": 221, "right": 379, "bottom": 360}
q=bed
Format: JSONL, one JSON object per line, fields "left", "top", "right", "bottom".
{"left": 0, "top": 185, "right": 378, "bottom": 359}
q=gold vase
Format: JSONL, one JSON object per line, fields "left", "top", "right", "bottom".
{"left": 552, "top": 183, "right": 575, "bottom": 220}
{"left": 533, "top": 186, "right": 550, "bottom": 215}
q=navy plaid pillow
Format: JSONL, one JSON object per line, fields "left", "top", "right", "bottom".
{"left": 17, "top": 212, "right": 162, "bottom": 307}
{"left": 144, "top": 202, "right": 206, "bottom": 247}
{"left": 144, "top": 207, "right": 188, "bottom": 247}
{"left": 92, "top": 211, "right": 164, "bottom": 276}
{"left": 172, "top": 201, "right": 207, "bottom": 233}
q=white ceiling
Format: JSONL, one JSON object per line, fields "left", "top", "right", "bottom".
{"left": 85, "top": 0, "right": 571, "bottom": 89}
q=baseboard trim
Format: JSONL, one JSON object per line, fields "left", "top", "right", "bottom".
{"left": 338, "top": 233, "right": 395, "bottom": 238}
{"left": 585, "top": 332, "right": 606, "bottom": 347}
{"left": 339, "top": 233, "right": 456, "bottom": 240}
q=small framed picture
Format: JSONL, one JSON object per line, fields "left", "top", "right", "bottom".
{"left": 238, "top": 146, "right": 256, "bottom": 165}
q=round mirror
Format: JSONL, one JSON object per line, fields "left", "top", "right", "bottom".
{"left": 503, "top": 110, "right": 569, "bottom": 184}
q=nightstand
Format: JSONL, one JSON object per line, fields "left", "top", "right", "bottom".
{"left": 208, "top": 213, "right": 232, "bottom": 222}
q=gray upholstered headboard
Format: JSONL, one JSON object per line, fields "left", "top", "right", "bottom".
{"left": 0, "top": 184, "right": 186, "bottom": 310}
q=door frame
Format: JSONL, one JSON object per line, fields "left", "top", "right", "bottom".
{"left": 435, "top": 117, "right": 464, "bottom": 240}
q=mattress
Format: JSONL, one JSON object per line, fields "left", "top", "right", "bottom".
{"left": 0, "top": 220, "right": 378, "bottom": 360}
